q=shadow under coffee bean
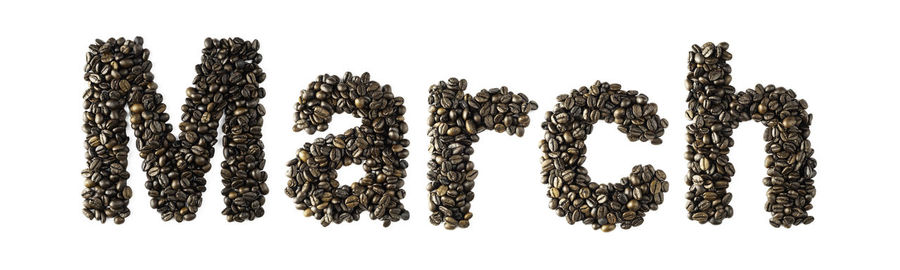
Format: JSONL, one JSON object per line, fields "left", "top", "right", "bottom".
{"left": 683, "top": 42, "right": 817, "bottom": 227}
{"left": 81, "top": 37, "right": 269, "bottom": 223}
{"left": 539, "top": 81, "right": 669, "bottom": 232}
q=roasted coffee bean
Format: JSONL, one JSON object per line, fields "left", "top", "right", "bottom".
{"left": 684, "top": 42, "right": 816, "bottom": 227}
{"left": 286, "top": 72, "right": 410, "bottom": 227}
{"left": 81, "top": 37, "right": 268, "bottom": 223}
{"left": 540, "top": 81, "right": 669, "bottom": 232}
{"left": 427, "top": 78, "right": 538, "bottom": 229}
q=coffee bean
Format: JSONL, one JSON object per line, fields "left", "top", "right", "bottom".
{"left": 447, "top": 127, "right": 461, "bottom": 136}
{"left": 600, "top": 224, "right": 616, "bottom": 232}
{"left": 684, "top": 42, "right": 816, "bottom": 227}
{"left": 699, "top": 157, "right": 710, "bottom": 171}
{"left": 427, "top": 78, "right": 538, "bottom": 229}
{"left": 691, "top": 212, "right": 709, "bottom": 223}
{"left": 465, "top": 119, "right": 477, "bottom": 134}
{"left": 286, "top": 72, "right": 410, "bottom": 227}
{"left": 627, "top": 200, "right": 639, "bottom": 211}
{"left": 540, "top": 81, "right": 668, "bottom": 231}
{"left": 88, "top": 74, "right": 101, "bottom": 84}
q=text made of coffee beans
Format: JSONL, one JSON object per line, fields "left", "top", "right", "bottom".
{"left": 82, "top": 37, "right": 815, "bottom": 229}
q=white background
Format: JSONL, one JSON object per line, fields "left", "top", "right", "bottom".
{"left": 1, "top": 0, "right": 897, "bottom": 268}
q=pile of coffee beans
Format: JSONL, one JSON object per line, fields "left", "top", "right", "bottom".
{"left": 539, "top": 81, "right": 669, "bottom": 231}
{"left": 81, "top": 37, "right": 268, "bottom": 223}
{"left": 684, "top": 42, "right": 816, "bottom": 227}
{"left": 285, "top": 72, "right": 411, "bottom": 227}
{"left": 426, "top": 78, "right": 539, "bottom": 229}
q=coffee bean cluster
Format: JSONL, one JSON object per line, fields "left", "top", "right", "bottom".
{"left": 81, "top": 37, "right": 268, "bottom": 223}
{"left": 286, "top": 72, "right": 410, "bottom": 227}
{"left": 684, "top": 42, "right": 816, "bottom": 227}
{"left": 426, "top": 78, "right": 539, "bottom": 229}
{"left": 539, "top": 81, "right": 669, "bottom": 231}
